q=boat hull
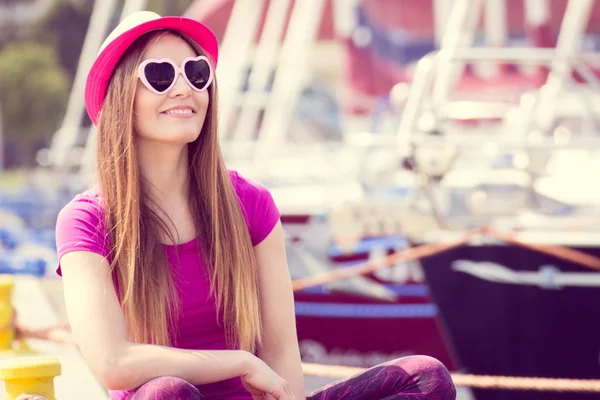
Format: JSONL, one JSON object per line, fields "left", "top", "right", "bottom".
{"left": 421, "top": 242, "right": 600, "bottom": 400}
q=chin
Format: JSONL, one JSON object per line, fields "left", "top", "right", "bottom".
{"left": 136, "top": 121, "right": 204, "bottom": 144}
{"left": 169, "top": 130, "right": 202, "bottom": 144}
{"left": 156, "top": 123, "right": 202, "bottom": 141}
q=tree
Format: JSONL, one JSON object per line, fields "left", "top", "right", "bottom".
{"left": 0, "top": 42, "right": 69, "bottom": 166}
{"left": 31, "top": 0, "right": 191, "bottom": 80}
{"left": 31, "top": 0, "right": 93, "bottom": 80}
{"left": 146, "top": 0, "right": 194, "bottom": 16}
{"left": 0, "top": 0, "right": 38, "bottom": 49}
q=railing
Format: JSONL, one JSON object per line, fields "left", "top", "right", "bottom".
{"left": 396, "top": 48, "right": 600, "bottom": 153}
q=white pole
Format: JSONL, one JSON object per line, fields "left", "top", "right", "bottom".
{"left": 524, "top": 0, "right": 550, "bottom": 31}
{"left": 485, "top": 0, "right": 507, "bottom": 47}
{"left": 433, "top": 0, "right": 454, "bottom": 47}
{"left": 332, "top": 0, "right": 360, "bottom": 39}
{"left": 231, "top": 0, "right": 292, "bottom": 142}
{"left": 534, "top": 0, "right": 594, "bottom": 131}
{"left": 483, "top": 0, "right": 507, "bottom": 77}
{"left": 80, "top": 0, "right": 149, "bottom": 183}
{"left": 432, "top": 0, "right": 483, "bottom": 105}
{"left": 49, "top": 0, "right": 118, "bottom": 169}
{"left": 217, "top": 0, "right": 266, "bottom": 138}
{"left": 253, "top": 0, "right": 327, "bottom": 164}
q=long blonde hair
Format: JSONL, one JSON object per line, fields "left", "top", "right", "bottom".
{"left": 96, "top": 30, "right": 261, "bottom": 351}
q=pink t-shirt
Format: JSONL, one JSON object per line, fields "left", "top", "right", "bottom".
{"left": 54, "top": 170, "right": 281, "bottom": 400}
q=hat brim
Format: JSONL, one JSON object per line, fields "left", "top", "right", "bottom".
{"left": 85, "top": 16, "right": 218, "bottom": 125}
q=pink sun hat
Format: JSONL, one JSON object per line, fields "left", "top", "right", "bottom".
{"left": 84, "top": 11, "right": 219, "bottom": 125}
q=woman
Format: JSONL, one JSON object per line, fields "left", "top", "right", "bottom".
{"left": 47, "top": 11, "right": 456, "bottom": 400}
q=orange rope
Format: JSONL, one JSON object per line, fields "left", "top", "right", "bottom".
{"left": 483, "top": 226, "right": 600, "bottom": 270}
{"left": 292, "top": 228, "right": 482, "bottom": 292}
{"left": 292, "top": 226, "right": 600, "bottom": 292}
{"left": 27, "top": 225, "right": 600, "bottom": 341}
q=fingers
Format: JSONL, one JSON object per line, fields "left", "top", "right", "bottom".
{"left": 11, "top": 323, "right": 75, "bottom": 344}
{"left": 0, "top": 306, "right": 74, "bottom": 345}
{"left": 0, "top": 307, "right": 16, "bottom": 334}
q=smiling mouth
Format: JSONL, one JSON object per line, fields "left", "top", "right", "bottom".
{"left": 162, "top": 109, "right": 195, "bottom": 115}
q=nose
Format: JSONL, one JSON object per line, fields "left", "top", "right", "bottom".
{"left": 168, "top": 71, "right": 192, "bottom": 98}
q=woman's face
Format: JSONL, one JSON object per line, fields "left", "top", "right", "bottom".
{"left": 133, "top": 33, "right": 210, "bottom": 145}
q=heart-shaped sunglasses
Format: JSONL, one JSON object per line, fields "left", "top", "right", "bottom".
{"left": 137, "top": 55, "right": 214, "bottom": 95}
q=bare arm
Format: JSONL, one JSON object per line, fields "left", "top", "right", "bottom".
{"left": 255, "top": 222, "right": 306, "bottom": 399}
{"left": 60, "top": 251, "right": 250, "bottom": 391}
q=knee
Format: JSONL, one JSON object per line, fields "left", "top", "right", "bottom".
{"left": 411, "top": 356, "right": 456, "bottom": 398}
{"left": 133, "top": 376, "right": 204, "bottom": 400}
{"left": 408, "top": 355, "right": 451, "bottom": 377}
{"left": 389, "top": 356, "right": 456, "bottom": 399}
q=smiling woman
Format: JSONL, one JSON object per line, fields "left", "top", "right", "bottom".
{"left": 133, "top": 34, "right": 213, "bottom": 145}
{"left": 57, "top": 11, "right": 300, "bottom": 400}
{"left": 49, "top": 10, "right": 456, "bottom": 400}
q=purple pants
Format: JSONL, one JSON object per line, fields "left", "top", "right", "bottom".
{"left": 125, "top": 356, "right": 456, "bottom": 400}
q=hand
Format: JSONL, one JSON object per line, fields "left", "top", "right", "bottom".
{"left": 15, "top": 395, "right": 48, "bottom": 400}
{"left": 0, "top": 306, "right": 16, "bottom": 334}
{"left": 0, "top": 306, "right": 26, "bottom": 339}
{"left": 0, "top": 307, "right": 74, "bottom": 344}
{"left": 240, "top": 354, "right": 296, "bottom": 400}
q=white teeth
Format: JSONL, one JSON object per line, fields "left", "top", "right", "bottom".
{"left": 164, "top": 109, "right": 193, "bottom": 115}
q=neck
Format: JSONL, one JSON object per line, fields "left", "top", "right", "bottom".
{"left": 136, "top": 139, "right": 190, "bottom": 203}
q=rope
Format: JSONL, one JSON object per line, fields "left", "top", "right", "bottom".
{"left": 23, "top": 225, "right": 600, "bottom": 343}
{"left": 292, "top": 226, "right": 600, "bottom": 292}
{"left": 482, "top": 226, "right": 600, "bottom": 271}
{"left": 292, "top": 228, "right": 482, "bottom": 292}
{"left": 301, "top": 363, "right": 600, "bottom": 392}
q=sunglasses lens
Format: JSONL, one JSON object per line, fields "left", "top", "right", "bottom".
{"left": 184, "top": 59, "right": 211, "bottom": 90}
{"left": 144, "top": 62, "right": 175, "bottom": 93}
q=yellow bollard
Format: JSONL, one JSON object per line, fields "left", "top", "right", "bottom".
{"left": 0, "top": 356, "right": 61, "bottom": 400}
{"left": 0, "top": 275, "right": 15, "bottom": 352}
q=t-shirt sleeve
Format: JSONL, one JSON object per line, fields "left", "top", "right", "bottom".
{"left": 230, "top": 171, "right": 281, "bottom": 246}
{"left": 55, "top": 195, "right": 111, "bottom": 276}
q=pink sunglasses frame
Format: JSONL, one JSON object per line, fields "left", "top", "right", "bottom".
{"left": 137, "top": 55, "right": 214, "bottom": 95}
